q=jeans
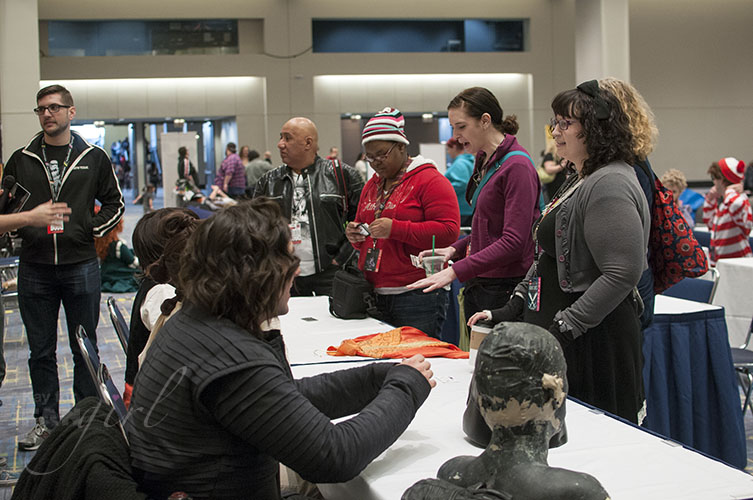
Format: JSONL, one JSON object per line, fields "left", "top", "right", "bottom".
{"left": 226, "top": 186, "right": 247, "bottom": 199}
{"left": 18, "top": 259, "right": 101, "bottom": 427}
{"left": 375, "top": 288, "right": 449, "bottom": 339}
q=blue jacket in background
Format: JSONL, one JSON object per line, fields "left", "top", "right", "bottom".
{"left": 445, "top": 153, "right": 474, "bottom": 217}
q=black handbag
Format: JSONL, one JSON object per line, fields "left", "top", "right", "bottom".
{"left": 328, "top": 266, "right": 377, "bottom": 319}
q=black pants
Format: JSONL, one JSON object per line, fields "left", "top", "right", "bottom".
{"left": 462, "top": 276, "right": 522, "bottom": 319}
{"left": 292, "top": 265, "right": 338, "bottom": 297}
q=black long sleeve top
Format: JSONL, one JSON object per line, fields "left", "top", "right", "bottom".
{"left": 127, "top": 301, "right": 431, "bottom": 500}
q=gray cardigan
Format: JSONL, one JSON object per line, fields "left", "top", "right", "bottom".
{"left": 515, "top": 161, "right": 650, "bottom": 337}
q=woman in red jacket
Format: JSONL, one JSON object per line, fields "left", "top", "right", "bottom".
{"left": 346, "top": 107, "right": 460, "bottom": 338}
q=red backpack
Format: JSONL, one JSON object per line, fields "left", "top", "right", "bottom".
{"left": 638, "top": 161, "right": 708, "bottom": 294}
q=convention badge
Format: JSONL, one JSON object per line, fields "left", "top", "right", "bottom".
{"left": 289, "top": 222, "right": 302, "bottom": 244}
{"left": 364, "top": 248, "right": 382, "bottom": 272}
{"left": 527, "top": 276, "right": 541, "bottom": 311}
{"left": 47, "top": 220, "right": 64, "bottom": 234}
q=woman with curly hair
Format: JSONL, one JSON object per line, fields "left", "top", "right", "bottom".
{"left": 598, "top": 77, "right": 659, "bottom": 329}
{"left": 127, "top": 198, "right": 435, "bottom": 499}
{"left": 94, "top": 212, "right": 139, "bottom": 293}
{"left": 469, "top": 81, "right": 650, "bottom": 423}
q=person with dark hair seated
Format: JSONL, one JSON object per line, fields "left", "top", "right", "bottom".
{"left": 136, "top": 209, "right": 200, "bottom": 365}
{"left": 127, "top": 198, "right": 435, "bottom": 500}
{"left": 123, "top": 208, "right": 198, "bottom": 407}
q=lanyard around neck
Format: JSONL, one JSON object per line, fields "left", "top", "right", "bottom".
{"left": 41, "top": 137, "right": 74, "bottom": 200}
{"left": 374, "top": 166, "right": 407, "bottom": 218}
{"left": 532, "top": 175, "right": 584, "bottom": 262}
{"left": 470, "top": 150, "right": 534, "bottom": 208}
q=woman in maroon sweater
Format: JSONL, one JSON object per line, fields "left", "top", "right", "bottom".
{"left": 409, "top": 87, "right": 540, "bottom": 341}
{"left": 345, "top": 107, "right": 460, "bottom": 337}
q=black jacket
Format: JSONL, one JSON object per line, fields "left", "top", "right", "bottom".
{"left": 3, "top": 131, "right": 124, "bottom": 265}
{"left": 127, "top": 302, "right": 430, "bottom": 500}
{"left": 177, "top": 156, "right": 198, "bottom": 183}
{"left": 253, "top": 156, "right": 364, "bottom": 271}
{"left": 12, "top": 397, "right": 147, "bottom": 500}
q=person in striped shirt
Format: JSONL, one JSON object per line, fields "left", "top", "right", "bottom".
{"left": 702, "top": 157, "right": 753, "bottom": 264}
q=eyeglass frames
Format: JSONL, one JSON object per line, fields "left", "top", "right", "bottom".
{"left": 549, "top": 117, "right": 578, "bottom": 132}
{"left": 364, "top": 143, "right": 397, "bottom": 164}
{"left": 33, "top": 104, "right": 72, "bottom": 116}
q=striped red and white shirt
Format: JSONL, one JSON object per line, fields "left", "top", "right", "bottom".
{"left": 702, "top": 186, "right": 753, "bottom": 264}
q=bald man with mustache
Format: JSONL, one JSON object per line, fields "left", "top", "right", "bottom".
{"left": 253, "top": 117, "right": 364, "bottom": 296}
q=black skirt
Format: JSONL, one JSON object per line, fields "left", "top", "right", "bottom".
{"left": 524, "top": 207, "right": 644, "bottom": 424}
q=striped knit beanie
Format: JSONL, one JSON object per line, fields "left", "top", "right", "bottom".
{"left": 361, "top": 107, "right": 410, "bottom": 146}
{"left": 719, "top": 157, "right": 745, "bottom": 184}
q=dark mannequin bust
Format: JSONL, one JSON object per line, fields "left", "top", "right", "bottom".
{"left": 403, "top": 323, "right": 610, "bottom": 500}
{"left": 461, "top": 319, "right": 567, "bottom": 450}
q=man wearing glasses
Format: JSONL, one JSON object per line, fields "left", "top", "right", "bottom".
{"left": 3, "top": 84, "right": 124, "bottom": 451}
{"left": 253, "top": 117, "right": 363, "bottom": 296}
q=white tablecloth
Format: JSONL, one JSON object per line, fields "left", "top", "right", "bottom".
{"left": 280, "top": 296, "right": 395, "bottom": 365}
{"left": 292, "top": 358, "right": 753, "bottom": 500}
{"left": 654, "top": 294, "right": 722, "bottom": 315}
{"left": 712, "top": 257, "right": 753, "bottom": 347}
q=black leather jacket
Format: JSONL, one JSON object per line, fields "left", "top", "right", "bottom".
{"left": 253, "top": 156, "right": 364, "bottom": 273}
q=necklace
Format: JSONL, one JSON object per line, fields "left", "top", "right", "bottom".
{"left": 533, "top": 174, "right": 584, "bottom": 241}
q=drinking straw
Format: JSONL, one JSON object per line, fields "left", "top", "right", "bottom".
{"left": 432, "top": 235, "right": 436, "bottom": 256}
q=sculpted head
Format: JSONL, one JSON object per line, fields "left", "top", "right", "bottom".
{"left": 475, "top": 322, "right": 567, "bottom": 438}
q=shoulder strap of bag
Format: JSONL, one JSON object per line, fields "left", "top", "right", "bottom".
{"left": 470, "top": 150, "right": 534, "bottom": 207}
{"left": 331, "top": 159, "right": 348, "bottom": 213}
{"left": 636, "top": 159, "right": 658, "bottom": 197}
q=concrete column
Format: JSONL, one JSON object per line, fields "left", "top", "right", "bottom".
{"left": 133, "top": 123, "right": 145, "bottom": 192}
{"left": 574, "top": 0, "right": 631, "bottom": 83}
{"left": 0, "top": 0, "right": 41, "bottom": 161}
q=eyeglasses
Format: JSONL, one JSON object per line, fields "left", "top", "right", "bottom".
{"left": 364, "top": 143, "right": 397, "bottom": 164}
{"left": 33, "top": 104, "right": 72, "bottom": 116}
{"left": 549, "top": 117, "right": 578, "bottom": 131}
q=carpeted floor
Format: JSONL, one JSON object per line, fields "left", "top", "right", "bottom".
{"left": 0, "top": 291, "right": 134, "bottom": 499}
{"left": 0, "top": 184, "right": 149, "bottom": 498}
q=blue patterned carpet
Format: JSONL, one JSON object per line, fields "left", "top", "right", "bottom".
{"left": 0, "top": 292, "right": 135, "bottom": 498}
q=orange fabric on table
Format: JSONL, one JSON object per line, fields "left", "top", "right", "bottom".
{"left": 123, "top": 382, "right": 133, "bottom": 409}
{"left": 327, "top": 326, "right": 469, "bottom": 359}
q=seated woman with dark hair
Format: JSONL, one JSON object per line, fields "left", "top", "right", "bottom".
{"left": 136, "top": 208, "right": 201, "bottom": 364}
{"left": 127, "top": 198, "right": 435, "bottom": 500}
{"left": 124, "top": 208, "right": 183, "bottom": 407}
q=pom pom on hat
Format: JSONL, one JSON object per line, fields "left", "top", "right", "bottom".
{"left": 361, "top": 107, "right": 410, "bottom": 146}
{"left": 719, "top": 157, "right": 746, "bottom": 184}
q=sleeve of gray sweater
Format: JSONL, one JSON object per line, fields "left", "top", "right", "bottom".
{"left": 558, "top": 173, "right": 647, "bottom": 336}
{"left": 200, "top": 361, "right": 431, "bottom": 483}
